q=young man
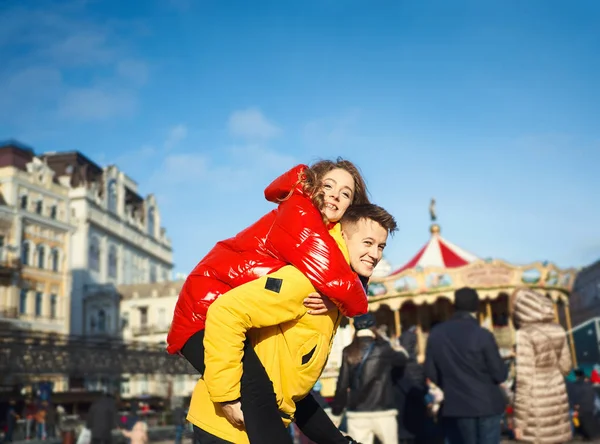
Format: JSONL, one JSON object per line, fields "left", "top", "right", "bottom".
{"left": 188, "top": 204, "right": 398, "bottom": 444}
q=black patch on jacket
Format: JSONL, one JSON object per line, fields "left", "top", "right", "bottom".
{"left": 302, "top": 345, "right": 317, "bottom": 365}
{"left": 265, "top": 277, "right": 283, "bottom": 293}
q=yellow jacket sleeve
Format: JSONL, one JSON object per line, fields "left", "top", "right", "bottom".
{"left": 203, "top": 265, "right": 315, "bottom": 403}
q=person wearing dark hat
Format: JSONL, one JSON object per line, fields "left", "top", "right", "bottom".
{"left": 330, "top": 312, "right": 408, "bottom": 444}
{"left": 424, "top": 286, "right": 508, "bottom": 444}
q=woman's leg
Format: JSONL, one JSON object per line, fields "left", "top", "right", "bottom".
{"left": 180, "top": 331, "right": 206, "bottom": 374}
{"left": 294, "top": 394, "right": 350, "bottom": 444}
{"left": 240, "top": 341, "right": 293, "bottom": 444}
{"left": 193, "top": 425, "right": 233, "bottom": 444}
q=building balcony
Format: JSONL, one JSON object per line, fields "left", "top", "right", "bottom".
{"left": 0, "top": 257, "right": 21, "bottom": 279}
{"left": 131, "top": 324, "right": 170, "bottom": 337}
{"left": 0, "top": 307, "right": 18, "bottom": 319}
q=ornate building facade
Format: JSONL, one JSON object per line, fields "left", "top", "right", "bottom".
{"left": 41, "top": 152, "right": 174, "bottom": 345}
{"left": 0, "top": 143, "right": 75, "bottom": 390}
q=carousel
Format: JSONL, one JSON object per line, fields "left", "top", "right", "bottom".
{"left": 319, "top": 200, "right": 578, "bottom": 397}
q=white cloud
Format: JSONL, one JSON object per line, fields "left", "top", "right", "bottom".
{"left": 155, "top": 153, "right": 209, "bottom": 185}
{"left": 58, "top": 87, "right": 137, "bottom": 121}
{"left": 149, "top": 145, "right": 297, "bottom": 194}
{"left": 227, "top": 145, "right": 297, "bottom": 172}
{"left": 164, "top": 124, "right": 188, "bottom": 150}
{"left": 228, "top": 108, "right": 282, "bottom": 141}
{"left": 117, "top": 59, "right": 149, "bottom": 86}
{"left": 0, "top": 2, "right": 148, "bottom": 126}
{"left": 303, "top": 109, "right": 360, "bottom": 146}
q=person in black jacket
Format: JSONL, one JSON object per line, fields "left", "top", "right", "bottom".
{"left": 86, "top": 391, "right": 119, "bottom": 444}
{"left": 331, "top": 313, "right": 408, "bottom": 444}
{"left": 424, "top": 287, "right": 507, "bottom": 444}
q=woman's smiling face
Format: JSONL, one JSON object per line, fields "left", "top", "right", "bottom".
{"left": 321, "top": 168, "right": 355, "bottom": 222}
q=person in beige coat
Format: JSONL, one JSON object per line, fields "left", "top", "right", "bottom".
{"left": 511, "top": 288, "right": 573, "bottom": 443}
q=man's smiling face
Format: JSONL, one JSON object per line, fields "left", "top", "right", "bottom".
{"left": 342, "top": 217, "right": 389, "bottom": 278}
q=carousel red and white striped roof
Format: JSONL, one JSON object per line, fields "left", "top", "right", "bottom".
{"left": 391, "top": 225, "right": 479, "bottom": 275}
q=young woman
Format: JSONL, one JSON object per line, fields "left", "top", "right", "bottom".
{"left": 166, "top": 158, "right": 370, "bottom": 443}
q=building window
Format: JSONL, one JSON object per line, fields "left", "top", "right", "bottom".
{"left": 98, "top": 309, "right": 106, "bottom": 332}
{"left": 122, "top": 250, "right": 131, "bottom": 284}
{"left": 139, "top": 306, "right": 148, "bottom": 326}
{"left": 37, "top": 245, "right": 45, "bottom": 269}
{"left": 19, "top": 289, "right": 27, "bottom": 314}
{"left": 175, "top": 375, "right": 184, "bottom": 393}
{"left": 50, "top": 294, "right": 57, "bottom": 319}
{"left": 51, "top": 249, "right": 60, "bottom": 272}
{"left": 149, "top": 264, "right": 157, "bottom": 283}
{"left": 162, "top": 268, "right": 170, "bottom": 282}
{"left": 20, "top": 195, "right": 28, "bottom": 210}
{"left": 107, "top": 180, "right": 118, "bottom": 213}
{"left": 121, "top": 311, "right": 129, "bottom": 330}
{"left": 108, "top": 245, "right": 118, "bottom": 279}
{"left": 89, "top": 237, "right": 100, "bottom": 271}
{"left": 35, "top": 292, "right": 43, "bottom": 317}
{"left": 50, "top": 205, "right": 57, "bottom": 219}
{"left": 35, "top": 200, "right": 43, "bottom": 215}
{"left": 147, "top": 207, "right": 155, "bottom": 236}
{"left": 21, "top": 242, "right": 30, "bottom": 266}
{"left": 121, "top": 378, "right": 130, "bottom": 396}
{"left": 140, "top": 375, "right": 148, "bottom": 394}
{"left": 158, "top": 308, "right": 166, "bottom": 329}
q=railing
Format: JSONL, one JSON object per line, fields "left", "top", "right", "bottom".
{"left": 0, "top": 330, "right": 196, "bottom": 376}
{"left": 0, "top": 257, "right": 21, "bottom": 275}
{"left": 131, "top": 324, "right": 170, "bottom": 337}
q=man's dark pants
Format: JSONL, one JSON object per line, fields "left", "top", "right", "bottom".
{"left": 193, "top": 426, "right": 232, "bottom": 444}
{"left": 442, "top": 414, "right": 502, "bottom": 444}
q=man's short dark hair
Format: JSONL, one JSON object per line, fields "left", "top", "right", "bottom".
{"left": 455, "top": 287, "right": 480, "bottom": 312}
{"left": 341, "top": 204, "right": 398, "bottom": 234}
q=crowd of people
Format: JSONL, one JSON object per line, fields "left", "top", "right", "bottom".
{"left": 3, "top": 157, "right": 594, "bottom": 444}
{"left": 2, "top": 399, "right": 62, "bottom": 442}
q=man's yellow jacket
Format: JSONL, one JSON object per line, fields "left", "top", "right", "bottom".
{"left": 187, "top": 224, "right": 348, "bottom": 444}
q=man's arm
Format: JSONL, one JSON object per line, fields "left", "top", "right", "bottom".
{"left": 558, "top": 332, "right": 573, "bottom": 376}
{"left": 203, "top": 266, "right": 314, "bottom": 403}
{"left": 423, "top": 333, "right": 439, "bottom": 385}
{"left": 482, "top": 330, "right": 508, "bottom": 384}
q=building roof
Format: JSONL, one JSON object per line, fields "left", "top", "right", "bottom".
{"left": 391, "top": 223, "right": 478, "bottom": 275}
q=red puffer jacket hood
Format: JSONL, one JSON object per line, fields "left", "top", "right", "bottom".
{"left": 166, "top": 164, "right": 368, "bottom": 354}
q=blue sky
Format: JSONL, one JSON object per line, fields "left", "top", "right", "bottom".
{"left": 1, "top": 0, "right": 599, "bottom": 275}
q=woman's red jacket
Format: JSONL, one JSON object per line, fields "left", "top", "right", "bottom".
{"left": 166, "top": 164, "right": 368, "bottom": 354}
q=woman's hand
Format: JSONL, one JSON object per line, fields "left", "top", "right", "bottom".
{"left": 304, "top": 292, "right": 335, "bottom": 315}
{"left": 219, "top": 400, "right": 244, "bottom": 428}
